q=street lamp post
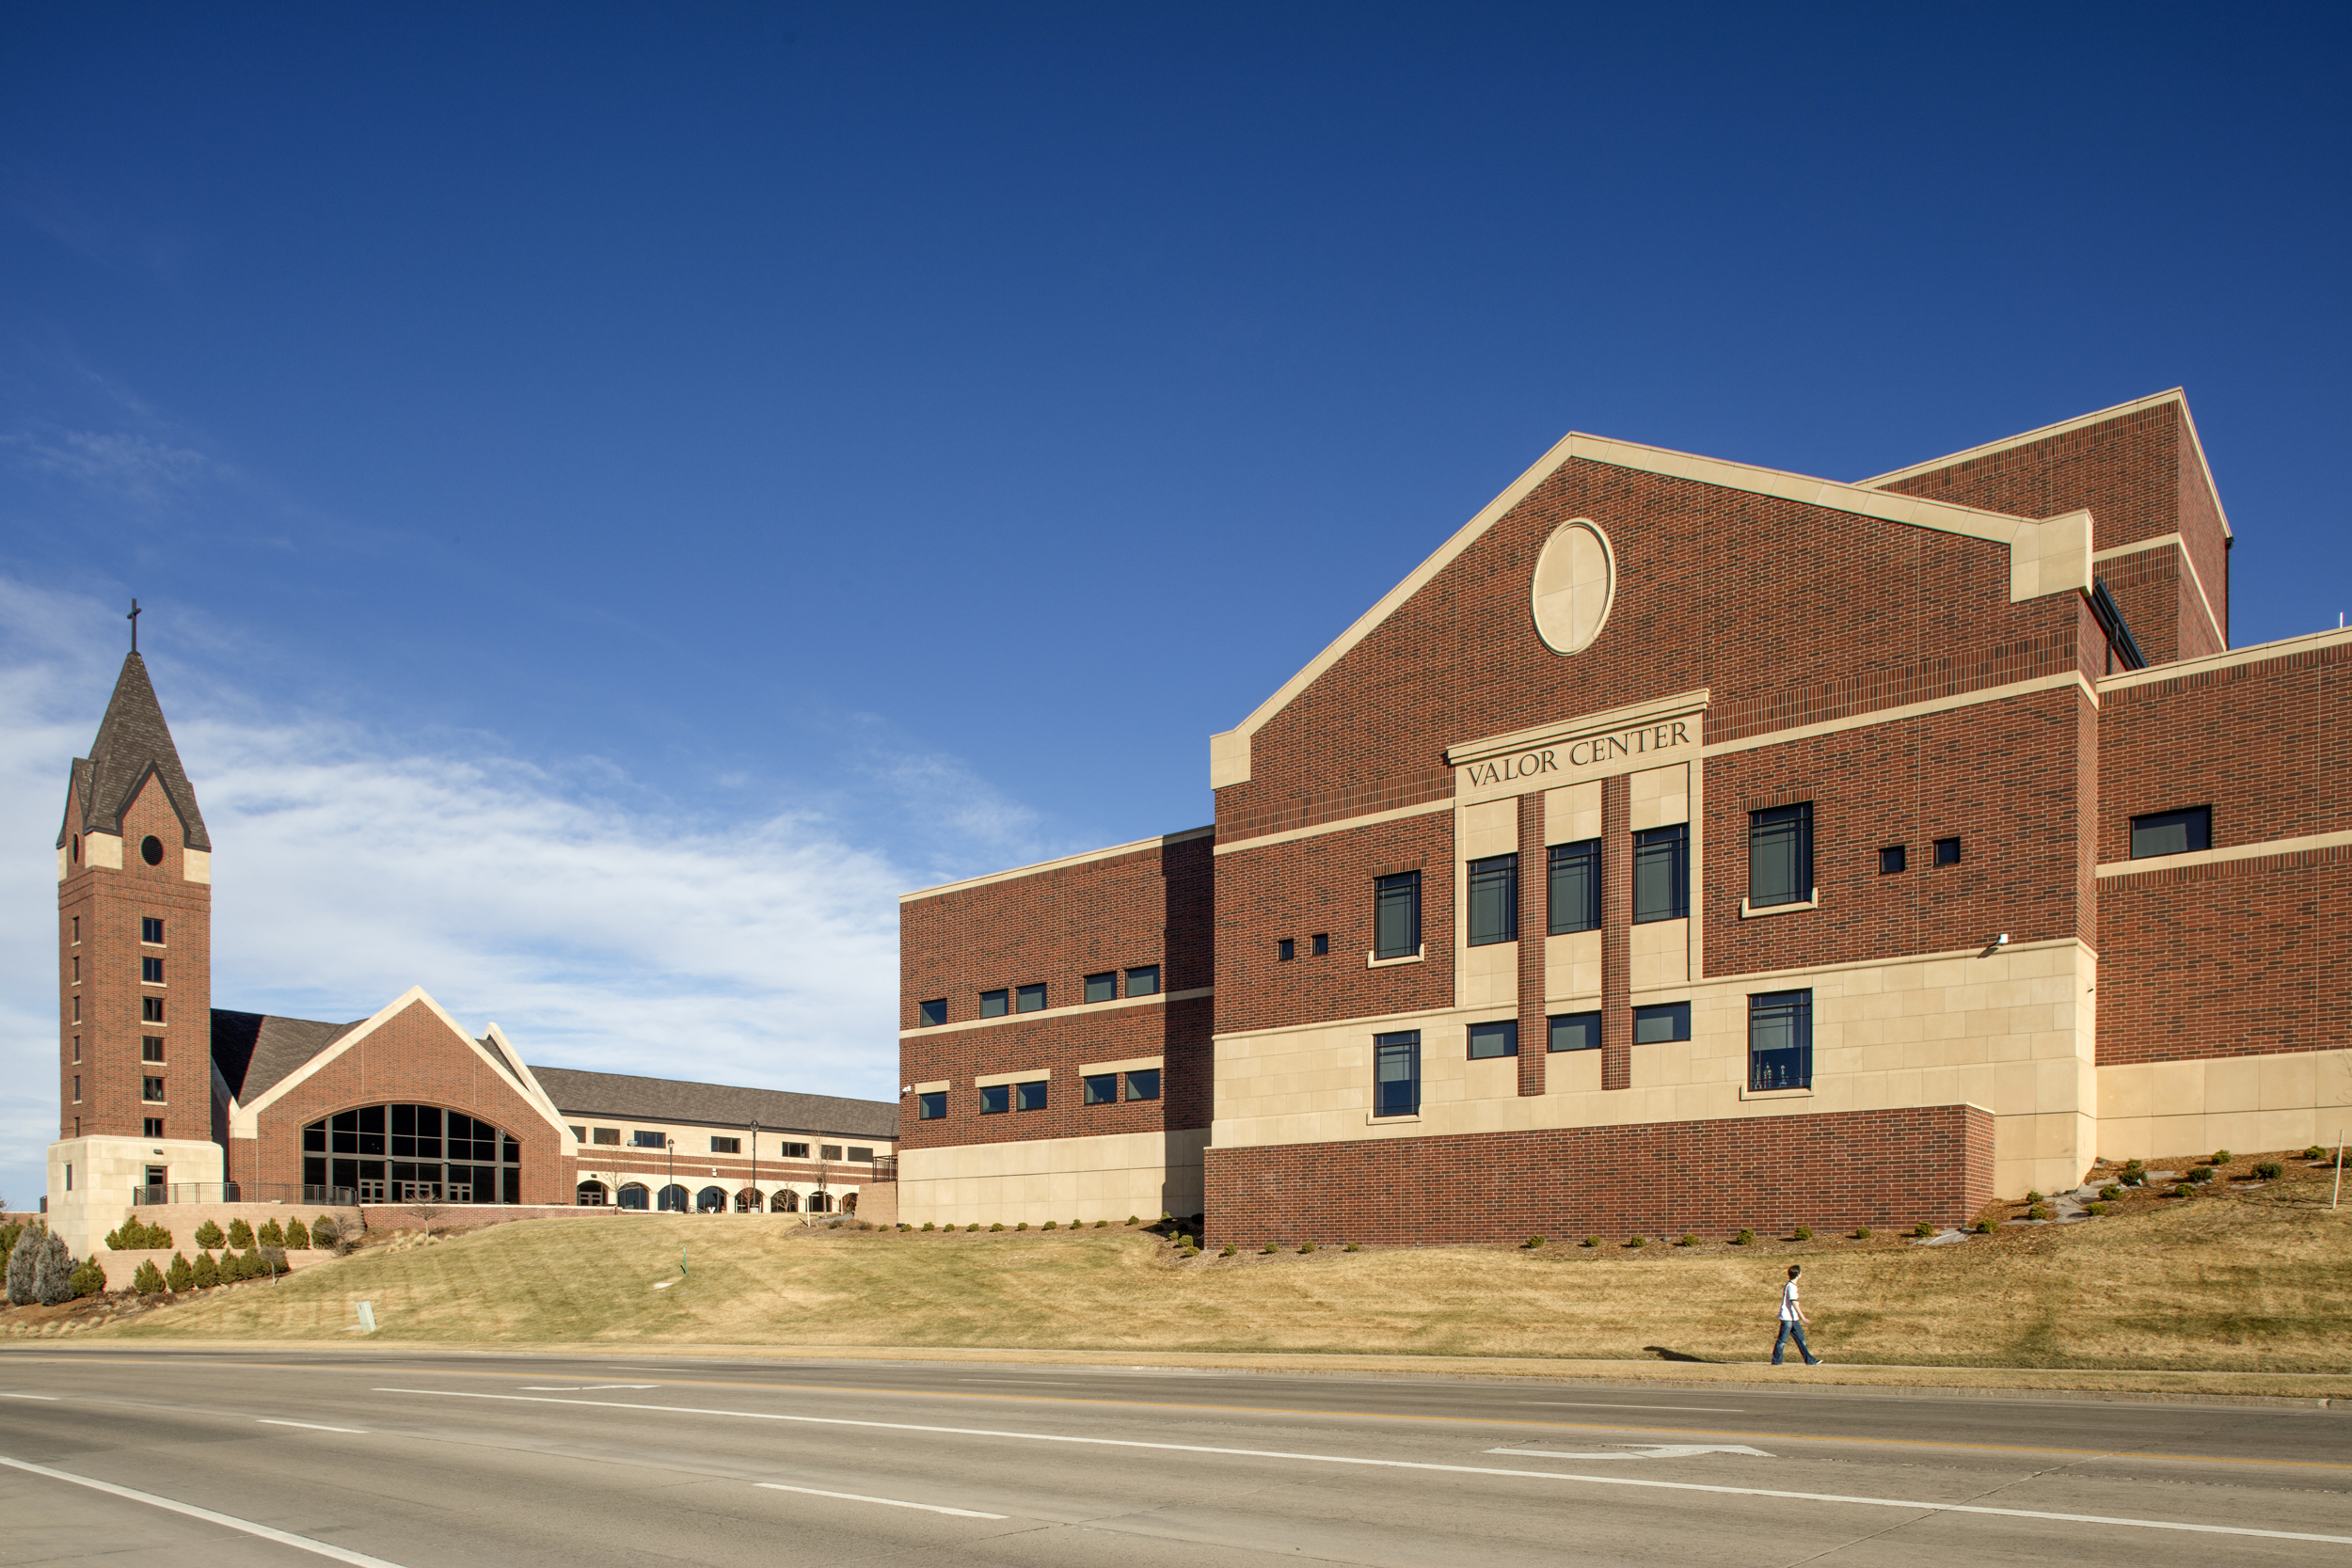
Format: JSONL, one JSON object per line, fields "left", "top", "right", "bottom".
{"left": 750, "top": 1119, "right": 760, "bottom": 1215}
{"left": 666, "top": 1136, "right": 675, "bottom": 1212}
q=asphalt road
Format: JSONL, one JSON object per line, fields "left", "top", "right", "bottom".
{"left": 1, "top": 1350, "right": 2345, "bottom": 1567}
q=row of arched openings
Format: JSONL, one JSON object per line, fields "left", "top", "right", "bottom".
{"left": 574, "top": 1181, "right": 854, "bottom": 1214}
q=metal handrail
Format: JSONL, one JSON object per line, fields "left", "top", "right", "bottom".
{"left": 131, "top": 1182, "right": 357, "bottom": 1207}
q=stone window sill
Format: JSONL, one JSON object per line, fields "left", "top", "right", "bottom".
{"left": 1740, "top": 1084, "right": 1814, "bottom": 1101}
{"left": 1740, "top": 892, "right": 1819, "bottom": 919}
{"left": 1366, "top": 946, "right": 1426, "bottom": 969}
{"left": 1367, "top": 1113, "right": 1422, "bottom": 1125}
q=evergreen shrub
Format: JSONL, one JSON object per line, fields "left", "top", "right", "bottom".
{"left": 1791, "top": 1226, "right": 1813, "bottom": 1241}
{"left": 1298, "top": 1242, "right": 1315, "bottom": 1254}
{"left": 1094, "top": 1220, "right": 1107, "bottom": 1228}
{"left": 2305, "top": 1147, "right": 2328, "bottom": 1162}
{"left": 1675, "top": 1233, "right": 1697, "bottom": 1247}
{"left": 2086, "top": 1202, "right": 2110, "bottom": 1215}
{"left": 1261, "top": 1242, "right": 1277, "bottom": 1254}
{"left": 132, "top": 1259, "right": 167, "bottom": 1293}
{"left": 1015, "top": 1222, "right": 1028, "bottom": 1231}
{"left": 1523, "top": 1235, "right": 1544, "bottom": 1249}
{"left": 1220, "top": 1243, "right": 1237, "bottom": 1256}
{"left": 227, "top": 1219, "right": 255, "bottom": 1249}
{"left": 32, "top": 1232, "right": 75, "bottom": 1305}
{"left": 1914, "top": 1221, "right": 1934, "bottom": 1237}
{"left": 1581, "top": 1236, "right": 1599, "bottom": 1248}
{"left": 2183, "top": 1166, "right": 2214, "bottom": 1184}
{"left": 71, "top": 1255, "right": 106, "bottom": 1297}
{"left": 1344, "top": 1242, "right": 1360, "bottom": 1252}
{"left": 921, "top": 1222, "right": 934, "bottom": 1231}
{"left": 1627, "top": 1235, "right": 1646, "bottom": 1249}
{"left": 2210, "top": 1149, "right": 2233, "bottom": 1165}
{"left": 2100, "top": 1184, "right": 2124, "bottom": 1200}
{"left": 966, "top": 1224, "right": 979, "bottom": 1232}
{"left": 192, "top": 1253, "right": 220, "bottom": 1289}
{"left": 1851, "top": 1226, "right": 1872, "bottom": 1240}
{"left": 285, "top": 1218, "right": 310, "bottom": 1250}
{"left": 1041, "top": 1221, "right": 1057, "bottom": 1230}
{"left": 1973, "top": 1218, "right": 1995, "bottom": 1234}
{"left": 1128, "top": 1215, "right": 1139, "bottom": 1225}
{"left": 2252, "top": 1162, "right": 2284, "bottom": 1180}
{"left": 2026, "top": 1204, "right": 2050, "bottom": 1220}
{"left": 166, "top": 1253, "right": 194, "bottom": 1292}
{"left": 194, "top": 1220, "right": 225, "bottom": 1250}
{"left": 258, "top": 1220, "right": 285, "bottom": 1248}
{"left": 1732, "top": 1228, "right": 1755, "bottom": 1245}
{"left": 990, "top": 1223, "right": 1004, "bottom": 1232}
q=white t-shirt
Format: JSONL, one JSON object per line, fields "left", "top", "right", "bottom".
{"left": 1779, "top": 1280, "right": 1801, "bottom": 1322}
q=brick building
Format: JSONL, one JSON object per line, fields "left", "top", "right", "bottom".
{"left": 899, "top": 389, "right": 2349, "bottom": 1243}
{"left": 45, "top": 651, "right": 895, "bottom": 1258}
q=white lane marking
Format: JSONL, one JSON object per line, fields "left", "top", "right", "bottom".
{"left": 1496, "top": 1457, "right": 1769, "bottom": 1466}
{"left": 259, "top": 1419, "right": 368, "bottom": 1434}
{"left": 755, "top": 1481, "right": 1005, "bottom": 1518}
{"left": 372, "top": 1389, "right": 2352, "bottom": 1545}
{"left": 0, "top": 1393, "right": 59, "bottom": 1401}
{"left": 517, "top": 1385, "right": 659, "bottom": 1391}
{"left": 1522, "top": 1402, "right": 1747, "bottom": 1413}
{"left": 0, "top": 1454, "right": 410, "bottom": 1566}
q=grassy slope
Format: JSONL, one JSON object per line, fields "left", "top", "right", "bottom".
{"left": 97, "top": 1174, "right": 2352, "bottom": 1372}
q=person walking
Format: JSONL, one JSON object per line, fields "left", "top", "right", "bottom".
{"left": 1772, "top": 1263, "right": 1822, "bottom": 1366}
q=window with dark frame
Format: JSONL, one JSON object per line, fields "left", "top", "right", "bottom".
{"left": 1749, "top": 990, "right": 1813, "bottom": 1091}
{"left": 1748, "top": 803, "right": 1813, "bottom": 907}
{"left": 979, "top": 989, "right": 1009, "bottom": 1018}
{"left": 1278, "top": 938, "right": 1295, "bottom": 961}
{"left": 1125, "top": 1069, "right": 1160, "bottom": 1101}
{"left": 2131, "top": 807, "right": 2211, "bottom": 860}
{"left": 1467, "top": 1020, "right": 1518, "bottom": 1059}
{"left": 1467, "top": 853, "right": 1518, "bottom": 945}
{"left": 916, "top": 1091, "right": 946, "bottom": 1120}
{"left": 1548, "top": 1011, "right": 1601, "bottom": 1052}
{"left": 1549, "top": 838, "right": 1600, "bottom": 934}
{"left": 142, "top": 955, "right": 163, "bottom": 982}
{"left": 141, "top": 916, "right": 164, "bottom": 943}
{"left": 710, "top": 1136, "right": 740, "bottom": 1154}
{"left": 821, "top": 1144, "right": 843, "bottom": 1160}
{"left": 1880, "top": 845, "right": 1907, "bottom": 875}
{"left": 849, "top": 1148, "right": 873, "bottom": 1162}
{"left": 1084, "top": 1073, "right": 1119, "bottom": 1105}
{"left": 1373, "top": 1030, "right": 1421, "bottom": 1117}
{"left": 141, "top": 995, "right": 163, "bottom": 1022}
{"left": 1311, "top": 933, "right": 1329, "bottom": 956}
{"left": 142, "top": 1076, "right": 165, "bottom": 1102}
{"left": 142, "top": 1036, "right": 164, "bottom": 1062}
{"left": 1014, "top": 1079, "right": 1048, "bottom": 1111}
{"left": 1016, "top": 983, "right": 1046, "bottom": 1013}
{"left": 72, "top": 1075, "right": 79, "bottom": 1101}
{"left": 780, "top": 1141, "right": 810, "bottom": 1158}
{"left": 632, "top": 1130, "right": 666, "bottom": 1148}
{"left": 1934, "top": 836, "right": 1962, "bottom": 866}
{"left": 1375, "top": 871, "right": 1422, "bottom": 958}
{"left": 1632, "top": 1002, "right": 1691, "bottom": 1044}
{"left": 1633, "top": 826, "right": 1689, "bottom": 923}
{"left": 592, "top": 1127, "right": 620, "bottom": 1145}
{"left": 1085, "top": 972, "right": 1118, "bottom": 1003}
{"left": 918, "top": 998, "right": 947, "bottom": 1026}
{"left": 1125, "top": 965, "right": 1160, "bottom": 996}
{"left": 144, "top": 1117, "right": 164, "bottom": 1137}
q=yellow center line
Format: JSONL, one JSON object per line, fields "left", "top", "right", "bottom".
{"left": 24, "top": 1356, "right": 2349, "bottom": 1473}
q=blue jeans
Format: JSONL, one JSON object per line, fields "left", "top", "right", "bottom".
{"left": 1772, "top": 1320, "right": 1815, "bottom": 1364}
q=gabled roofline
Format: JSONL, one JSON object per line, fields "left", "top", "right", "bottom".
{"left": 1855, "top": 388, "right": 2233, "bottom": 542}
{"left": 1209, "top": 430, "right": 2085, "bottom": 788}
{"left": 229, "top": 987, "right": 575, "bottom": 1148}
{"left": 900, "top": 825, "right": 1215, "bottom": 903}
{"left": 484, "top": 1023, "right": 581, "bottom": 1157}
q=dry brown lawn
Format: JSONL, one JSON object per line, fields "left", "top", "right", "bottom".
{"left": 67, "top": 1151, "right": 2348, "bottom": 1383}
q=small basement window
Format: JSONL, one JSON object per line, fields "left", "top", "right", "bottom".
{"left": 2130, "top": 807, "right": 2211, "bottom": 860}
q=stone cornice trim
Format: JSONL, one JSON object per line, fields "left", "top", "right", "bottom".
{"left": 2097, "top": 624, "right": 2352, "bottom": 694}
{"left": 2097, "top": 830, "right": 2352, "bottom": 880}
{"left": 1213, "top": 797, "right": 1453, "bottom": 857}
{"left": 1703, "top": 673, "right": 2096, "bottom": 759}
{"left": 900, "top": 826, "right": 1214, "bottom": 904}
{"left": 2091, "top": 532, "right": 2225, "bottom": 652}
{"left": 898, "top": 986, "right": 1212, "bottom": 1039}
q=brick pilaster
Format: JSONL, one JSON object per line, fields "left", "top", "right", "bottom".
{"left": 1517, "top": 791, "right": 1546, "bottom": 1096}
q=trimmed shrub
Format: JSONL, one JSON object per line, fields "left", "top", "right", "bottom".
{"left": 1627, "top": 1235, "right": 1646, "bottom": 1249}
{"left": 1344, "top": 1242, "right": 1360, "bottom": 1252}
{"left": 132, "top": 1259, "right": 167, "bottom": 1293}
{"left": 920, "top": 1222, "right": 934, "bottom": 1231}
{"left": 258, "top": 1220, "right": 286, "bottom": 1248}
{"left": 1041, "top": 1221, "right": 1057, "bottom": 1231}
{"left": 2305, "top": 1146, "right": 2328, "bottom": 1162}
{"left": 1581, "top": 1236, "right": 1599, "bottom": 1248}
{"left": 166, "top": 1252, "right": 194, "bottom": 1292}
{"left": 194, "top": 1220, "right": 226, "bottom": 1250}
{"left": 284, "top": 1218, "right": 310, "bottom": 1250}
{"left": 2252, "top": 1162, "right": 2284, "bottom": 1180}
{"left": 2025, "top": 1191, "right": 2043, "bottom": 1205}
{"left": 2086, "top": 1201, "right": 2111, "bottom": 1216}
{"left": 226, "top": 1219, "right": 255, "bottom": 1249}
{"left": 2120, "top": 1169, "right": 2146, "bottom": 1186}
{"left": 71, "top": 1255, "right": 107, "bottom": 1298}
{"left": 1523, "top": 1235, "right": 1545, "bottom": 1250}
{"left": 1791, "top": 1226, "right": 1813, "bottom": 1241}
{"left": 1674, "top": 1233, "right": 1698, "bottom": 1247}
{"left": 105, "top": 1219, "right": 170, "bottom": 1250}
{"left": 1914, "top": 1221, "right": 1935, "bottom": 1238}
{"left": 1182, "top": 1245, "right": 1200, "bottom": 1258}
{"left": 1257, "top": 1241, "right": 1276, "bottom": 1254}
{"left": 1220, "top": 1243, "right": 1237, "bottom": 1257}
{"left": 2100, "top": 1184, "right": 2124, "bottom": 1200}
{"left": 1127, "top": 1215, "right": 1139, "bottom": 1225}
{"left": 1298, "top": 1242, "right": 1316, "bottom": 1255}
{"left": 2026, "top": 1204, "right": 2050, "bottom": 1220}
{"left": 1731, "top": 1228, "right": 1755, "bottom": 1245}
{"left": 1973, "top": 1218, "right": 1995, "bottom": 1234}
{"left": 191, "top": 1253, "right": 220, "bottom": 1289}
{"left": 1851, "top": 1226, "right": 1872, "bottom": 1241}
{"left": 32, "top": 1232, "right": 75, "bottom": 1305}
{"left": 1095, "top": 1220, "right": 1108, "bottom": 1228}
{"left": 2184, "top": 1165, "right": 2215, "bottom": 1184}
{"left": 2210, "top": 1149, "right": 2233, "bottom": 1165}
{"left": 990, "top": 1223, "right": 1005, "bottom": 1232}
{"left": 965, "top": 1224, "right": 979, "bottom": 1232}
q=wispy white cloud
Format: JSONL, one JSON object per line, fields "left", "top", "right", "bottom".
{"left": 0, "top": 576, "right": 1051, "bottom": 1212}
{"left": 0, "top": 428, "right": 215, "bottom": 508}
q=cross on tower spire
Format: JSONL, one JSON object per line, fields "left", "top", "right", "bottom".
{"left": 127, "top": 597, "right": 142, "bottom": 654}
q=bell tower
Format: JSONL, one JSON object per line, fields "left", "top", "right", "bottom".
{"left": 49, "top": 606, "right": 223, "bottom": 1254}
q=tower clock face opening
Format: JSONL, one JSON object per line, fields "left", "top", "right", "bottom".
{"left": 141, "top": 835, "right": 164, "bottom": 864}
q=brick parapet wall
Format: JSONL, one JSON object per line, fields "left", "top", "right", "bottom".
{"left": 900, "top": 834, "right": 1212, "bottom": 1030}
{"left": 1201, "top": 1104, "right": 1995, "bottom": 1245}
{"left": 1213, "top": 812, "right": 1454, "bottom": 1037}
{"left": 897, "top": 994, "right": 1212, "bottom": 1149}
{"left": 58, "top": 774, "right": 210, "bottom": 1142}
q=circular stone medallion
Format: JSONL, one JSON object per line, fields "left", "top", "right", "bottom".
{"left": 1531, "top": 518, "right": 1614, "bottom": 654}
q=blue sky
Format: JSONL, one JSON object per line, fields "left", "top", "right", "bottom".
{"left": 2, "top": 6, "right": 2346, "bottom": 1209}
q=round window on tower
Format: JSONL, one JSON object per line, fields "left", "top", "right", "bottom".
{"left": 141, "top": 835, "right": 164, "bottom": 865}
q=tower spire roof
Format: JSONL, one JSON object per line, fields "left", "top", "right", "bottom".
{"left": 59, "top": 651, "right": 211, "bottom": 851}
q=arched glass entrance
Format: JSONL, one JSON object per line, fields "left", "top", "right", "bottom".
{"left": 305, "top": 1104, "right": 523, "bottom": 1204}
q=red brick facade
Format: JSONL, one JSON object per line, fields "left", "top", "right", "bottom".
{"left": 1202, "top": 1105, "right": 1997, "bottom": 1245}
{"left": 57, "top": 773, "right": 211, "bottom": 1144}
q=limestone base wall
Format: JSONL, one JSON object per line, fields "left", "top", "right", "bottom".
{"left": 899, "top": 1128, "right": 1209, "bottom": 1227}
{"left": 2095, "top": 1048, "right": 2352, "bottom": 1162}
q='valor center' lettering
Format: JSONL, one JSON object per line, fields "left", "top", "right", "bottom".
{"left": 1459, "top": 719, "right": 1692, "bottom": 789}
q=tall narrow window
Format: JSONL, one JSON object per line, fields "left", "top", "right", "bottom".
{"left": 1748, "top": 803, "right": 1813, "bottom": 907}
{"left": 142, "top": 1077, "right": 166, "bottom": 1102}
{"left": 72, "top": 1075, "right": 80, "bottom": 1102}
{"left": 1375, "top": 872, "right": 1422, "bottom": 958}
{"left": 1467, "top": 1020, "right": 1518, "bottom": 1059}
{"left": 1749, "top": 990, "right": 1813, "bottom": 1091}
{"left": 141, "top": 1037, "right": 164, "bottom": 1062}
{"left": 144, "top": 1118, "right": 164, "bottom": 1138}
{"left": 141, "top": 916, "right": 164, "bottom": 943}
{"left": 1549, "top": 839, "right": 1600, "bottom": 934}
{"left": 1632, "top": 826, "right": 1689, "bottom": 923}
{"left": 1467, "top": 854, "right": 1518, "bottom": 946}
{"left": 1015, "top": 983, "right": 1046, "bottom": 1013}
{"left": 917, "top": 998, "right": 946, "bottom": 1027}
{"left": 2130, "top": 807, "right": 2210, "bottom": 860}
{"left": 140, "top": 996, "right": 162, "bottom": 1022}
{"left": 143, "top": 956, "right": 165, "bottom": 983}
{"left": 1373, "top": 1031, "right": 1421, "bottom": 1117}
{"left": 979, "top": 989, "right": 1009, "bottom": 1018}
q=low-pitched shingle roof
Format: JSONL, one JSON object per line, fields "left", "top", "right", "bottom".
{"left": 529, "top": 1065, "right": 898, "bottom": 1141}
{"left": 211, "top": 1009, "right": 364, "bottom": 1101}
